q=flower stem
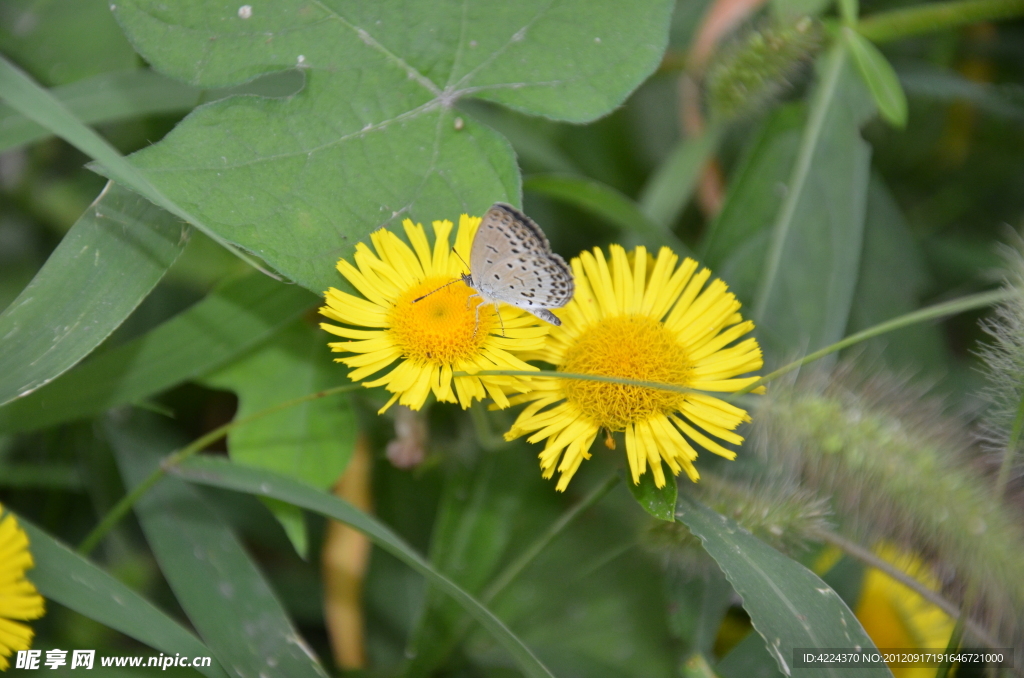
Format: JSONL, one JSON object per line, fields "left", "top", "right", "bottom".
{"left": 77, "top": 383, "right": 361, "bottom": 555}
{"left": 810, "top": 528, "right": 1001, "bottom": 648}
{"left": 466, "top": 289, "right": 1008, "bottom": 399}
{"left": 995, "top": 394, "right": 1024, "bottom": 497}
{"left": 734, "top": 288, "right": 1010, "bottom": 396}
{"left": 857, "top": 0, "right": 1024, "bottom": 43}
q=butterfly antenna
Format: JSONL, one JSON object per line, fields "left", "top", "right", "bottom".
{"left": 413, "top": 277, "right": 465, "bottom": 303}
{"left": 452, "top": 248, "right": 471, "bottom": 272}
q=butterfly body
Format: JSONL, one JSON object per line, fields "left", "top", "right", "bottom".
{"left": 465, "top": 203, "right": 574, "bottom": 326}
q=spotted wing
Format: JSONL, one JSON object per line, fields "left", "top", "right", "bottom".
{"left": 470, "top": 204, "right": 575, "bottom": 318}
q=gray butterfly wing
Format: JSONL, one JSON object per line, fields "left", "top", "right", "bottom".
{"left": 470, "top": 204, "right": 574, "bottom": 325}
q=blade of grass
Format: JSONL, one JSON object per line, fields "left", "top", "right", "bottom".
{"left": 172, "top": 456, "right": 557, "bottom": 678}
{"left": 106, "top": 413, "right": 327, "bottom": 678}
{"left": 18, "top": 517, "right": 228, "bottom": 678}
{"left": 0, "top": 54, "right": 274, "bottom": 277}
{"left": 0, "top": 182, "right": 186, "bottom": 407}
{"left": 0, "top": 272, "right": 315, "bottom": 434}
{"left": 0, "top": 69, "right": 200, "bottom": 152}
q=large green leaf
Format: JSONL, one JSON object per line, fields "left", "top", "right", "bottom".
{"left": 0, "top": 183, "right": 186, "bottom": 408}
{"left": 698, "top": 105, "right": 804, "bottom": 283}
{"left": 675, "top": 495, "right": 891, "bottom": 678}
{"left": 751, "top": 44, "right": 876, "bottom": 362}
{"left": 170, "top": 455, "right": 556, "bottom": 678}
{"left": 845, "top": 175, "right": 947, "bottom": 372}
{"left": 113, "top": 0, "right": 674, "bottom": 292}
{"left": 18, "top": 518, "right": 228, "bottom": 678}
{"left": 106, "top": 411, "right": 329, "bottom": 678}
{"left": 202, "top": 321, "right": 357, "bottom": 555}
{"left": 0, "top": 273, "right": 314, "bottom": 434}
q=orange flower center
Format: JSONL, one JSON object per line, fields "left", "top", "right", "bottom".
{"left": 561, "top": 315, "right": 692, "bottom": 430}
{"left": 388, "top": 275, "right": 497, "bottom": 365}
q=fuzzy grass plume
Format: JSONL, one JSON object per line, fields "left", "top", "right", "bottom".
{"left": 758, "top": 368, "right": 1024, "bottom": 642}
{"left": 643, "top": 473, "right": 831, "bottom": 569}
{"left": 704, "top": 17, "right": 823, "bottom": 122}
{"left": 976, "top": 239, "right": 1024, "bottom": 493}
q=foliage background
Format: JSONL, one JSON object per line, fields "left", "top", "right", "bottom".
{"left": 1, "top": 0, "right": 1023, "bottom": 676}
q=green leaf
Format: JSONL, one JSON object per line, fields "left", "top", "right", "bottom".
{"left": 0, "top": 0, "right": 138, "bottom": 86}
{"left": 675, "top": 495, "right": 891, "bottom": 678}
{"left": 0, "top": 70, "right": 200, "bottom": 153}
{"left": 0, "top": 183, "right": 186, "bottom": 408}
{"left": 106, "top": 411, "right": 329, "bottom": 678}
{"left": 625, "top": 471, "right": 677, "bottom": 522}
{"left": 0, "top": 272, "right": 314, "bottom": 434}
{"left": 0, "top": 69, "right": 305, "bottom": 154}
{"left": 699, "top": 105, "right": 804, "bottom": 286}
{"left": 665, "top": 568, "right": 733, "bottom": 656}
{"left": 17, "top": 517, "right": 228, "bottom": 678}
{"left": 524, "top": 174, "right": 691, "bottom": 254}
{"left": 171, "top": 455, "right": 556, "bottom": 678}
{"left": 844, "top": 29, "right": 907, "bottom": 128}
{"left": 845, "top": 175, "right": 947, "bottom": 372}
{"left": 717, "top": 630, "right": 785, "bottom": 678}
{"left": 202, "top": 321, "right": 357, "bottom": 556}
{"left": 113, "top": 0, "right": 674, "bottom": 292}
{"left": 751, "top": 44, "right": 876, "bottom": 361}
{"left": 402, "top": 446, "right": 540, "bottom": 675}
{"left": 639, "top": 125, "right": 721, "bottom": 229}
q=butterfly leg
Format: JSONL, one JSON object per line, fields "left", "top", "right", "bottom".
{"left": 494, "top": 302, "right": 506, "bottom": 337}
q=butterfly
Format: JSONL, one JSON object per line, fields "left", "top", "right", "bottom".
{"left": 415, "top": 203, "right": 574, "bottom": 332}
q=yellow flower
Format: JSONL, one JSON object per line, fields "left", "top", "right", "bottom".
{"left": 320, "top": 215, "right": 547, "bottom": 413}
{"left": 504, "top": 245, "right": 763, "bottom": 491}
{"left": 0, "top": 505, "right": 45, "bottom": 671}
{"left": 855, "top": 544, "right": 954, "bottom": 678}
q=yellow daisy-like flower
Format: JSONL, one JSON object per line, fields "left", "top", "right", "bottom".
{"left": 0, "top": 505, "right": 45, "bottom": 671}
{"left": 320, "top": 215, "right": 547, "bottom": 413}
{"left": 855, "top": 544, "right": 954, "bottom": 678}
{"left": 505, "top": 245, "right": 764, "bottom": 491}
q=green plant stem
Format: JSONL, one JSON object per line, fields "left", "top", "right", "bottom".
{"left": 811, "top": 528, "right": 1001, "bottom": 648}
{"left": 994, "top": 395, "right": 1024, "bottom": 497}
{"left": 465, "top": 289, "right": 1009, "bottom": 399}
{"left": 754, "top": 42, "right": 848, "bottom": 324}
{"left": 77, "top": 383, "right": 360, "bottom": 555}
{"left": 857, "top": 0, "right": 1024, "bottom": 43}
{"left": 463, "top": 369, "right": 704, "bottom": 395}
{"left": 735, "top": 288, "right": 1010, "bottom": 396}
{"left": 935, "top": 587, "right": 970, "bottom": 678}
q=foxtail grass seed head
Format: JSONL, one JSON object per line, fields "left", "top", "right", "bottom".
{"left": 975, "top": 238, "right": 1024, "bottom": 480}
{"left": 704, "top": 17, "right": 823, "bottom": 122}
{"left": 319, "top": 215, "right": 548, "bottom": 413}
{"left": 643, "top": 473, "right": 831, "bottom": 569}
{"left": 504, "top": 245, "right": 764, "bottom": 491}
{"left": 758, "top": 368, "right": 1024, "bottom": 638}
{"left": 0, "top": 504, "right": 45, "bottom": 671}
